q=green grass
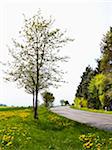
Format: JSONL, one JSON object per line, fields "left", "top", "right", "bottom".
{"left": 71, "top": 106, "right": 112, "bottom": 114}
{"left": 0, "top": 106, "right": 112, "bottom": 150}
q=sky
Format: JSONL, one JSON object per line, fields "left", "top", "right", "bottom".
{"left": 0, "top": 0, "right": 112, "bottom": 106}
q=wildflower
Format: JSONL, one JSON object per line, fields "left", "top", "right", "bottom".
{"left": 2, "top": 135, "right": 11, "bottom": 142}
{"left": 96, "top": 143, "right": 101, "bottom": 150}
{"left": 83, "top": 142, "right": 93, "bottom": 149}
{"left": 26, "top": 137, "right": 31, "bottom": 140}
{"left": 79, "top": 134, "right": 85, "bottom": 141}
{"left": 6, "top": 141, "right": 12, "bottom": 146}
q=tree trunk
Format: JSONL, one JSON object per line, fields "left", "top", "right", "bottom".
{"left": 34, "top": 46, "right": 39, "bottom": 119}
{"left": 45, "top": 100, "right": 48, "bottom": 107}
{"left": 34, "top": 85, "right": 38, "bottom": 119}
{"left": 33, "top": 90, "right": 35, "bottom": 110}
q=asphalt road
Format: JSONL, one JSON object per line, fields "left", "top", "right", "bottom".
{"left": 50, "top": 106, "right": 112, "bottom": 131}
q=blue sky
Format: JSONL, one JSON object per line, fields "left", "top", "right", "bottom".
{"left": 0, "top": 0, "right": 112, "bottom": 106}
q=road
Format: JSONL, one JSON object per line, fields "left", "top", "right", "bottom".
{"left": 50, "top": 106, "right": 112, "bottom": 131}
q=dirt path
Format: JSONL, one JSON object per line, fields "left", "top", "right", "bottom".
{"left": 51, "top": 106, "right": 112, "bottom": 131}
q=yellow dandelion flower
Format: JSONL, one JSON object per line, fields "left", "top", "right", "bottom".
{"left": 6, "top": 141, "right": 12, "bottom": 146}
{"left": 79, "top": 134, "right": 85, "bottom": 141}
{"left": 83, "top": 142, "right": 93, "bottom": 149}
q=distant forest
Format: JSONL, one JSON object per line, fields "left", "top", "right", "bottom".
{"left": 0, "top": 104, "right": 7, "bottom": 106}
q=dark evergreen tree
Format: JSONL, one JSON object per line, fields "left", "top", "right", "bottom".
{"left": 95, "top": 59, "right": 102, "bottom": 74}
{"left": 100, "top": 27, "right": 112, "bottom": 73}
{"left": 75, "top": 65, "right": 95, "bottom": 100}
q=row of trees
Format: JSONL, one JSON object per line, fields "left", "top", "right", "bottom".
{"left": 75, "top": 27, "right": 112, "bottom": 110}
{"left": 60, "top": 100, "right": 70, "bottom": 106}
{"left": 4, "top": 11, "right": 73, "bottom": 119}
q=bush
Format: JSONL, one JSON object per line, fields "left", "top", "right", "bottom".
{"left": 74, "top": 97, "right": 87, "bottom": 108}
{"left": 87, "top": 97, "right": 101, "bottom": 109}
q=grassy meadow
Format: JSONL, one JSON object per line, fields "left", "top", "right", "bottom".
{"left": 0, "top": 106, "right": 112, "bottom": 150}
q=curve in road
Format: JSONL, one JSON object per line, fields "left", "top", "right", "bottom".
{"left": 51, "top": 106, "right": 112, "bottom": 131}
